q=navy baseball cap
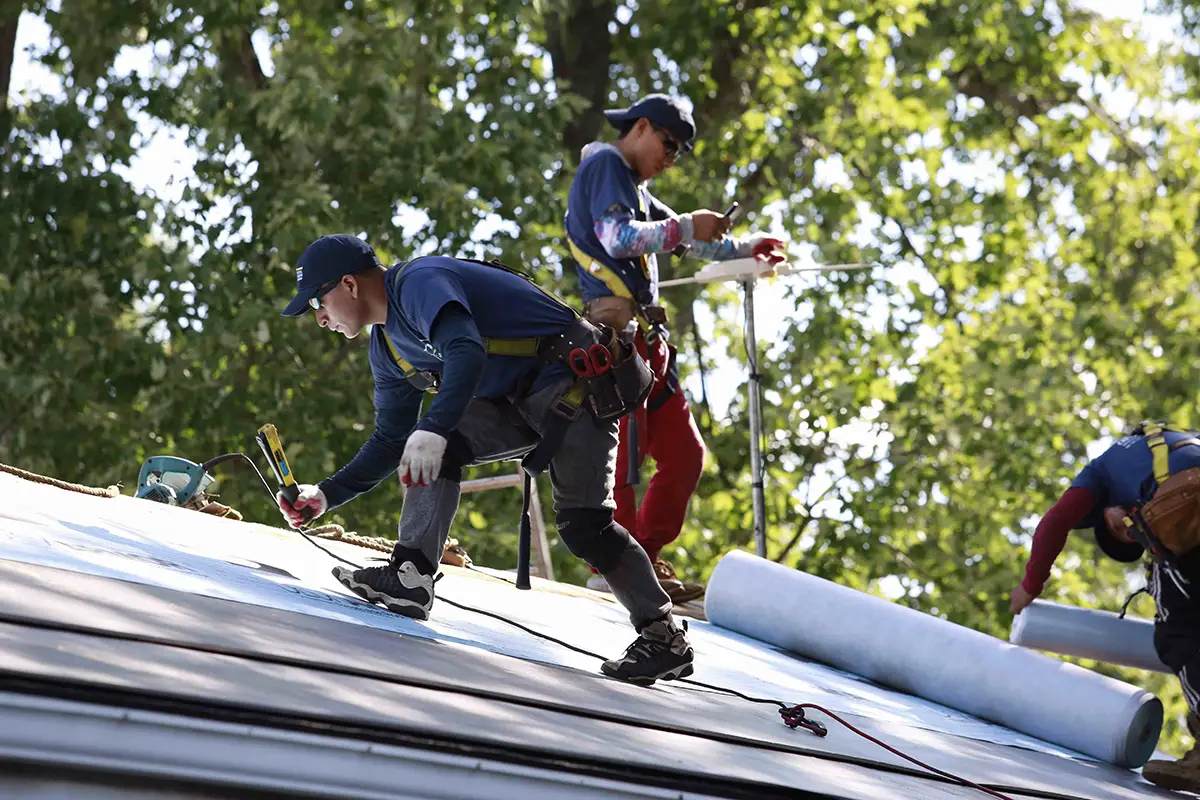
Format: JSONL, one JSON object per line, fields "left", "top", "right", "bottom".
{"left": 603, "top": 94, "right": 696, "bottom": 152}
{"left": 1084, "top": 507, "right": 1146, "bottom": 563}
{"left": 281, "top": 234, "right": 381, "bottom": 317}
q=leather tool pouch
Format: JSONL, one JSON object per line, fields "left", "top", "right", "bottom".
{"left": 546, "top": 318, "right": 654, "bottom": 422}
{"left": 1142, "top": 468, "right": 1200, "bottom": 559}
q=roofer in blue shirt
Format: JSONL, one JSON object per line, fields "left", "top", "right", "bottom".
{"left": 275, "top": 234, "right": 695, "bottom": 685}
{"left": 1010, "top": 421, "right": 1200, "bottom": 790}
{"left": 565, "top": 94, "right": 787, "bottom": 603}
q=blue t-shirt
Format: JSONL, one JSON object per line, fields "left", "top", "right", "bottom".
{"left": 1070, "top": 430, "right": 1200, "bottom": 529}
{"left": 565, "top": 145, "right": 674, "bottom": 305}
{"left": 372, "top": 256, "right": 575, "bottom": 399}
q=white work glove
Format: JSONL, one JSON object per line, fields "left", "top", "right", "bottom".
{"left": 399, "top": 430, "right": 448, "bottom": 487}
{"left": 278, "top": 483, "right": 327, "bottom": 528}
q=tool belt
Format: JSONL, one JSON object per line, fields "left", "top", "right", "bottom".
{"left": 1120, "top": 423, "right": 1200, "bottom": 579}
{"left": 520, "top": 317, "right": 654, "bottom": 478}
{"left": 537, "top": 316, "right": 652, "bottom": 424}
{"left": 542, "top": 317, "right": 654, "bottom": 423}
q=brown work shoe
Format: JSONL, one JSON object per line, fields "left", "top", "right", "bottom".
{"left": 1143, "top": 715, "right": 1200, "bottom": 792}
{"left": 654, "top": 559, "right": 705, "bottom": 605}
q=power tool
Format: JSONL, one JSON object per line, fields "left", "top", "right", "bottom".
{"left": 134, "top": 426, "right": 309, "bottom": 526}
{"left": 135, "top": 454, "right": 248, "bottom": 510}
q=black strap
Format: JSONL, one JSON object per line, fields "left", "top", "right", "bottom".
{"left": 512, "top": 390, "right": 587, "bottom": 586}
{"left": 520, "top": 388, "right": 585, "bottom": 477}
{"left": 516, "top": 473, "right": 532, "bottom": 591}
{"left": 626, "top": 415, "right": 640, "bottom": 486}
{"left": 1118, "top": 586, "right": 1150, "bottom": 619}
{"left": 522, "top": 415, "right": 569, "bottom": 477}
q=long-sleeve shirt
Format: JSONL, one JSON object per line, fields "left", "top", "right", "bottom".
{"left": 318, "top": 257, "right": 574, "bottom": 509}
{"left": 1022, "top": 486, "right": 1097, "bottom": 595}
{"left": 1021, "top": 430, "right": 1200, "bottom": 594}
{"left": 564, "top": 141, "right": 760, "bottom": 305}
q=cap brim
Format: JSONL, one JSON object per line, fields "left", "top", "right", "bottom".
{"left": 1094, "top": 524, "right": 1146, "bottom": 563}
{"left": 603, "top": 108, "right": 630, "bottom": 128}
{"left": 281, "top": 290, "right": 316, "bottom": 317}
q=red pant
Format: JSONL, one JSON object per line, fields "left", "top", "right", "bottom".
{"left": 614, "top": 336, "right": 706, "bottom": 563}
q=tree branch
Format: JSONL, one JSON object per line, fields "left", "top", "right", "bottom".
{"left": 950, "top": 65, "right": 1074, "bottom": 119}
{"left": 773, "top": 475, "right": 845, "bottom": 562}
{"left": 691, "top": 0, "right": 773, "bottom": 127}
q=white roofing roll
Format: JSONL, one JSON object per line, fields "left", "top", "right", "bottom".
{"left": 705, "top": 550, "right": 1162, "bottom": 767}
{"left": 1010, "top": 599, "right": 1169, "bottom": 674}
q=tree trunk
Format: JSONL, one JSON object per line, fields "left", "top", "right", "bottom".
{"left": 544, "top": 0, "right": 616, "bottom": 163}
{"left": 0, "top": 10, "right": 20, "bottom": 143}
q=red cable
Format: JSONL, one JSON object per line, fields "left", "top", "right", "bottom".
{"left": 786, "top": 704, "right": 1015, "bottom": 800}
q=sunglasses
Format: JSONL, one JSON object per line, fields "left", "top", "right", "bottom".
{"left": 308, "top": 277, "right": 342, "bottom": 311}
{"left": 649, "top": 122, "right": 683, "bottom": 160}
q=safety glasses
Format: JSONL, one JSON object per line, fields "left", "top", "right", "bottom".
{"left": 650, "top": 122, "right": 683, "bottom": 160}
{"left": 307, "top": 277, "right": 342, "bottom": 311}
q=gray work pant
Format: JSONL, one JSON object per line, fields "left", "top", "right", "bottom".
{"left": 396, "top": 377, "right": 672, "bottom": 627}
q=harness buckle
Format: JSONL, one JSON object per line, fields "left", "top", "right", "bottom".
{"left": 548, "top": 392, "right": 584, "bottom": 422}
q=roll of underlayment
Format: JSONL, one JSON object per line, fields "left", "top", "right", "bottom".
{"left": 705, "top": 550, "right": 1163, "bottom": 767}
{"left": 1010, "top": 599, "right": 1170, "bottom": 674}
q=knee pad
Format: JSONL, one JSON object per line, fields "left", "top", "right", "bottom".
{"left": 555, "top": 507, "right": 632, "bottom": 574}
{"left": 438, "top": 431, "right": 474, "bottom": 483}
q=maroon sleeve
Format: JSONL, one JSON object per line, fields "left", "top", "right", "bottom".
{"left": 1021, "top": 486, "right": 1098, "bottom": 595}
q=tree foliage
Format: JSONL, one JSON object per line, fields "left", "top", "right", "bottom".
{"left": 4, "top": 0, "right": 1200, "bottom": 754}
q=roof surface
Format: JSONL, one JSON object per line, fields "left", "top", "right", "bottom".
{"left": 0, "top": 469, "right": 1178, "bottom": 799}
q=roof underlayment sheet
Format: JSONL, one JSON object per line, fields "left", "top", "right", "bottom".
{"left": 0, "top": 470, "right": 1179, "bottom": 799}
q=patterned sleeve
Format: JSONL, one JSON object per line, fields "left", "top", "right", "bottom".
{"left": 684, "top": 236, "right": 744, "bottom": 261}
{"left": 594, "top": 205, "right": 689, "bottom": 258}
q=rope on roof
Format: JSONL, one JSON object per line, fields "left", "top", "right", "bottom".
{"left": 312, "top": 525, "right": 474, "bottom": 570}
{"left": 310, "top": 524, "right": 393, "bottom": 554}
{"left": 0, "top": 463, "right": 120, "bottom": 498}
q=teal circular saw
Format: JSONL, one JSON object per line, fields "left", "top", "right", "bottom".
{"left": 135, "top": 454, "right": 246, "bottom": 507}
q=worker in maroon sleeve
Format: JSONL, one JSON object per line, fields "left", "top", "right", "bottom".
{"left": 1011, "top": 421, "right": 1200, "bottom": 791}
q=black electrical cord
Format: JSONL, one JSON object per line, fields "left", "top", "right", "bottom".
{"left": 231, "top": 454, "right": 1012, "bottom": 800}
{"left": 211, "top": 452, "right": 365, "bottom": 569}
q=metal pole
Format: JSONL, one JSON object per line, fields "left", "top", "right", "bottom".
{"left": 743, "top": 279, "right": 767, "bottom": 558}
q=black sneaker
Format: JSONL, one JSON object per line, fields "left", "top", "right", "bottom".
{"left": 332, "top": 560, "right": 434, "bottom": 620}
{"left": 601, "top": 616, "right": 694, "bottom": 685}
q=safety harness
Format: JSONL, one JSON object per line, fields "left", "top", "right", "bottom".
{"left": 1119, "top": 422, "right": 1200, "bottom": 573}
{"left": 567, "top": 235, "right": 671, "bottom": 344}
{"left": 382, "top": 258, "right": 654, "bottom": 587}
{"left": 381, "top": 330, "right": 543, "bottom": 393}
{"left": 566, "top": 161, "right": 670, "bottom": 343}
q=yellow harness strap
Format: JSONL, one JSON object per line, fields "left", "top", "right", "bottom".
{"left": 567, "top": 235, "right": 661, "bottom": 338}
{"left": 566, "top": 180, "right": 654, "bottom": 295}
{"left": 382, "top": 331, "right": 541, "bottom": 393}
{"left": 480, "top": 337, "right": 541, "bottom": 357}
{"left": 562, "top": 383, "right": 585, "bottom": 409}
{"left": 1144, "top": 422, "right": 1173, "bottom": 485}
{"left": 567, "top": 236, "right": 636, "bottom": 300}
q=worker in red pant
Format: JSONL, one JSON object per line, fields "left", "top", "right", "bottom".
{"left": 564, "top": 94, "right": 785, "bottom": 604}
